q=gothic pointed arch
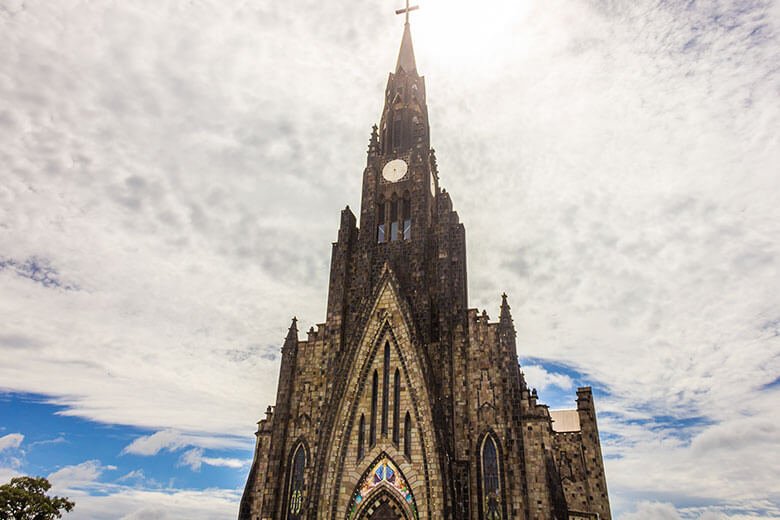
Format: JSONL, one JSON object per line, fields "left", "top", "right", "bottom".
{"left": 476, "top": 430, "right": 508, "bottom": 520}
{"left": 347, "top": 453, "right": 418, "bottom": 520}
{"left": 318, "top": 267, "right": 443, "bottom": 519}
{"left": 356, "top": 489, "right": 412, "bottom": 520}
{"left": 282, "top": 438, "right": 309, "bottom": 520}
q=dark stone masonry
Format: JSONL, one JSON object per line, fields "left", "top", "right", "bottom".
{"left": 239, "top": 19, "right": 611, "bottom": 520}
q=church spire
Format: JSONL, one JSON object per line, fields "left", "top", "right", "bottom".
{"left": 395, "top": 21, "right": 417, "bottom": 74}
{"left": 394, "top": 0, "right": 419, "bottom": 74}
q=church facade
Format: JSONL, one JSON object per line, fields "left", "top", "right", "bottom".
{"left": 239, "top": 19, "right": 611, "bottom": 520}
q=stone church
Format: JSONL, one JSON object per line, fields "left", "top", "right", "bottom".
{"left": 239, "top": 14, "right": 611, "bottom": 520}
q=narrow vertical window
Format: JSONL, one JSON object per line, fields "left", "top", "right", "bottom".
{"left": 404, "top": 412, "right": 412, "bottom": 459}
{"left": 402, "top": 195, "right": 411, "bottom": 240}
{"left": 381, "top": 343, "right": 390, "bottom": 436}
{"left": 481, "top": 436, "right": 502, "bottom": 520}
{"left": 286, "top": 443, "right": 306, "bottom": 520}
{"left": 392, "top": 369, "right": 401, "bottom": 445}
{"left": 370, "top": 370, "right": 378, "bottom": 446}
{"left": 357, "top": 414, "right": 365, "bottom": 461}
{"left": 392, "top": 116, "right": 402, "bottom": 150}
{"left": 377, "top": 202, "right": 386, "bottom": 243}
{"left": 390, "top": 200, "right": 399, "bottom": 241}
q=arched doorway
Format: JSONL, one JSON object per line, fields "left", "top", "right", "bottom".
{"left": 356, "top": 490, "right": 411, "bottom": 520}
{"left": 347, "top": 454, "right": 418, "bottom": 520}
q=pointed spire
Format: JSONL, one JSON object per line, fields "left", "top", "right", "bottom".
{"left": 283, "top": 316, "right": 298, "bottom": 352}
{"left": 396, "top": 21, "right": 417, "bottom": 74}
{"left": 499, "top": 292, "right": 514, "bottom": 328}
{"left": 368, "top": 124, "right": 379, "bottom": 155}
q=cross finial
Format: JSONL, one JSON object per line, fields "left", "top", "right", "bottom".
{"left": 395, "top": 0, "right": 419, "bottom": 25}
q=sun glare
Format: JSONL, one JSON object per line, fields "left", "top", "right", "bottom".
{"left": 413, "top": 0, "right": 531, "bottom": 67}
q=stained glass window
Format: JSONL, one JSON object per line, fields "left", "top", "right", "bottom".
{"left": 404, "top": 412, "right": 412, "bottom": 459}
{"left": 370, "top": 370, "right": 378, "bottom": 447}
{"left": 347, "top": 456, "right": 418, "bottom": 520}
{"left": 481, "top": 436, "right": 501, "bottom": 520}
{"left": 392, "top": 369, "right": 401, "bottom": 445}
{"left": 286, "top": 443, "right": 306, "bottom": 520}
{"left": 382, "top": 343, "right": 390, "bottom": 436}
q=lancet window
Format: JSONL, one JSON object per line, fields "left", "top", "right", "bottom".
{"left": 390, "top": 199, "right": 399, "bottom": 241}
{"left": 481, "top": 435, "right": 502, "bottom": 520}
{"left": 357, "top": 414, "right": 365, "bottom": 461}
{"left": 402, "top": 194, "right": 411, "bottom": 240}
{"left": 370, "top": 370, "right": 378, "bottom": 447}
{"left": 392, "top": 368, "right": 401, "bottom": 445}
{"left": 377, "top": 201, "right": 386, "bottom": 244}
{"left": 286, "top": 443, "right": 306, "bottom": 520}
{"left": 392, "top": 115, "right": 402, "bottom": 150}
{"left": 404, "top": 412, "right": 412, "bottom": 459}
{"left": 382, "top": 343, "right": 390, "bottom": 436}
{"left": 378, "top": 195, "right": 411, "bottom": 244}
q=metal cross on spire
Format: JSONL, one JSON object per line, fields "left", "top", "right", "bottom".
{"left": 395, "top": 0, "right": 419, "bottom": 25}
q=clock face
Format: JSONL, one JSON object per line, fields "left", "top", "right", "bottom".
{"left": 382, "top": 159, "right": 408, "bottom": 182}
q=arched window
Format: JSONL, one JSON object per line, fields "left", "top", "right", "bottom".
{"left": 402, "top": 194, "right": 411, "bottom": 240}
{"left": 370, "top": 370, "right": 378, "bottom": 447}
{"left": 481, "top": 436, "right": 502, "bottom": 520}
{"left": 357, "top": 414, "right": 365, "bottom": 461}
{"left": 390, "top": 199, "right": 399, "bottom": 241}
{"left": 377, "top": 201, "right": 386, "bottom": 244}
{"left": 392, "top": 114, "right": 402, "bottom": 150}
{"left": 404, "top": 412, "right": 412, "bottom": 459}
{"left": 286, "top": 443, "right": 306, "bottom": 520}
{"left": 393, "top": 369, "right": 401, "bottom": 445}
{"left": 382, "top": 343, "right": 390, "bottom": 436}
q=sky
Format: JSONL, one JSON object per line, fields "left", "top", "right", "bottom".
{"left": 0, "top": 0, "right": 779, "bottom": 518}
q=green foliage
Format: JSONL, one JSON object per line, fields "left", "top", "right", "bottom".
{"left": 0, "top": 476, "right": 75, "bottom": 520}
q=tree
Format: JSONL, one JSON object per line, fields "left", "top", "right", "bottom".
{"left": 0, "top": 476, "right": 75, "bottom": 520}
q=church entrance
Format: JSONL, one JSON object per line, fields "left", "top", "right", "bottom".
{"left": 370, "top": 501, "right": 404, "bottom": 520}
{"left": 356, "top": 491, "right": 410, "bottom": 520}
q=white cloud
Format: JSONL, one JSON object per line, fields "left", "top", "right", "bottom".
{"left": 0, "top": 433, "right": 23, "bottom": 452}
{"left": 47, "top": 460, "right": 113, "bottom": 491}
{"left": 0, "top": 466, "right": 21, "bottom": 484}
{"left": 122, "top": 430, "right": 187, "bottom": 456}
{"left": 121, "top": 429, "right": 248, "bottom": 456}
{"left": 0, "top": 0, "right": 778, "bottom": 515}
{"left": 177, "top": 448, "right": 248, "bottom": 472}
{"left": 70, "top": 487, "right": 241, "bottom": 520}
{"left": 116, "top": 469, "right": 146, "bottom": 484}
{"left": 41, "top": 459, "right": 240, "bottom": 519}
{"left": 622, "top": 502, "right": 683, "bottom": 520}
{"left": 29, "top": 436, "right": 67, "bottom": 447}
{"left": 521, "top": 365, "right": 574, "bottom": 393}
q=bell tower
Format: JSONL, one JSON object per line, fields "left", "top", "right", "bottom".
{"left": 348, "top": 10, "right": 453, "bottom": 354}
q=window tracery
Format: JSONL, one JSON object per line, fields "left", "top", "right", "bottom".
{"left": 286, "top": 442, "right": 306, "bottom": 520}
{"left": 347, "top": 455, "right": 418, "bottom": 520}
{"left": 481, "top": 435, "right": 502, "bottom": 520}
